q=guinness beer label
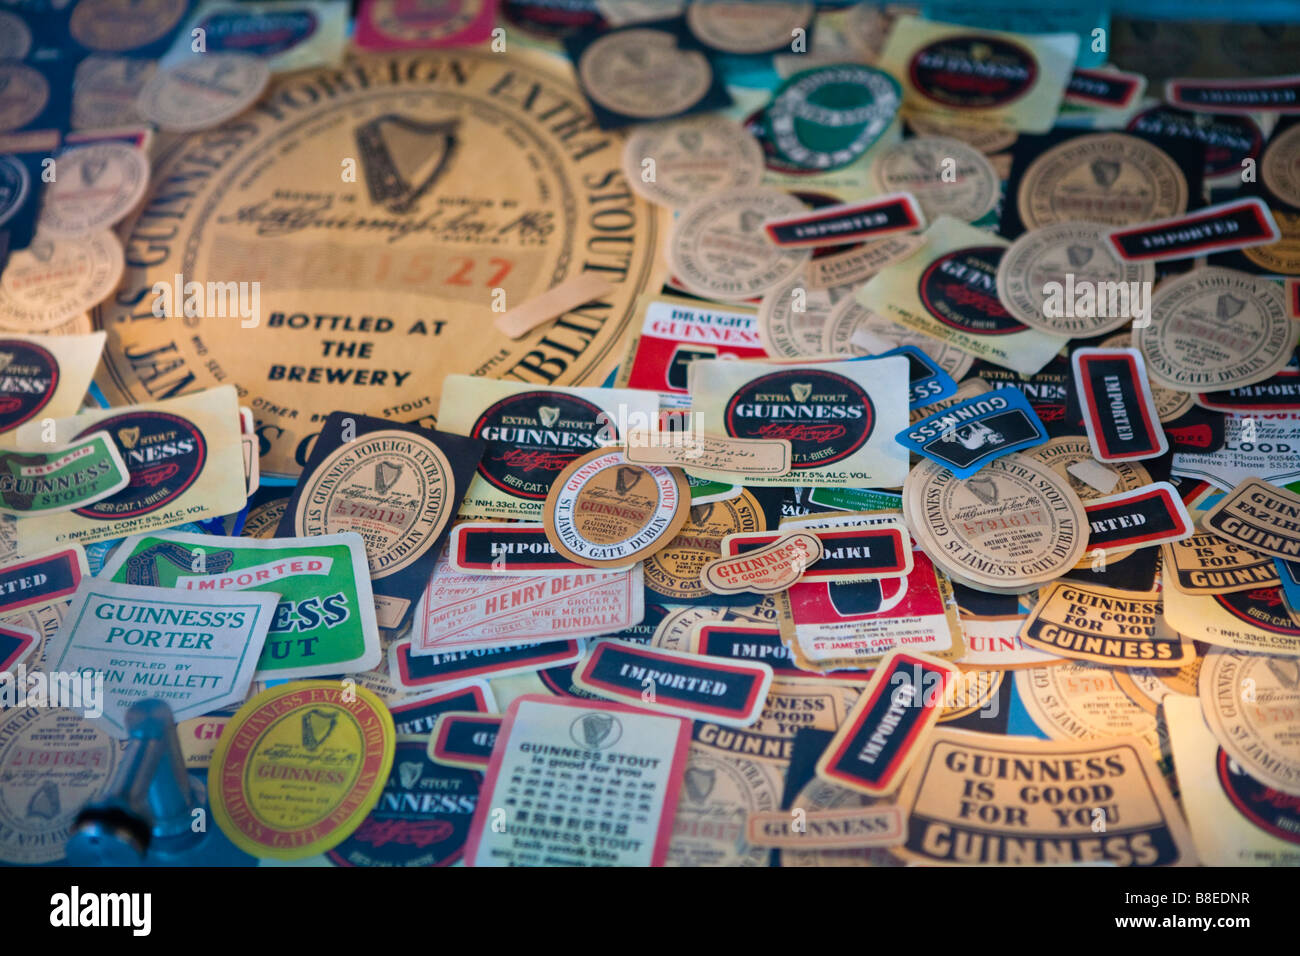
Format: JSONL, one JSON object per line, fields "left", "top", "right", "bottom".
{"left": 878, "top": 16, "right": 1078, "bottom": 133}
{"left": 702, "top": 531, "right": 822, "bottom": 595}
{"left": 1072, "top": 348, "right": 1167, "bottom": 462}
{"left": 1019, "top": 583, "right": 1186, "bottom": 667}
{"left": 762, "top": 194, "right": 923, "bottom": 249}
{"left": 96, "top": 51, "right": 661, "bottom": 479}
{"left": 1163, "top": 531, "right": 1280, "bottom": 595}
{"left": 1164, "top": 580, "right": 1300, "bottom": 656}
{"left": 440, "top": 376, "right": 657, "bottom": 520}
{"left": 1263, "top": 123, "right": 1300, "bottom": 209}
{"left": 696, "top": 357, "right": 908, "bottom": 488}
{"left": 390, "top": 637, "right": 585, "bottom": 691}
{"left": 685, "top": 0, "right": 811, "bottom": 55}
{"left": 724, "top": 518, "right": 912, "bottom": 583}
{"left": 69, "top": 0, "right": 190, "bottom": 52}
{"left": 1084, "top": 483, "right": 1194, "bottom": 557}
{"left": 870, "top": 137, "right": 998, "bottom": 224}
{"left": 211, "top": 681, "right": 397, "bottom": 860}
{"left": 0, "top": 546, "right": 86, "bottom": 616}
{"left": 37, "top": 143, "right": 150, "bottom": 240}
{"left": 900, "top": 386, "right": 1047, "bottom": 479}
{"left": 622, "top": 115, "right": 764, "bottom": 210}
{"left": 571, "top": 639, "right": 773, "bottom": 727}
{"left": 356, "top": 0, "right": 496, "bottom": 51}
{"left": 0, "top": 335, "right": 105, "bottom": 442}
{"left": 447, "top": 521, "right": 621, "bottom": 575}
{"left": 0, "top": 431, "right": 129, "bottom": 516}
{"left": 1202, "top": 477, "right": 1300, "bottom": 563}
{"left": 644, "top": 491, "right": 764, "bottom": 603}
{"left": 1200, "top": 650, "right": 1300, "bottom": 797}
{"left": 0, "top": 231, "right": 124, "bottom": 333}
{"left": 1106, "top": 198, "right": 1281, "bottom": 263}
{"left": 689, "top": 622, "right": 871, "bottom": 685}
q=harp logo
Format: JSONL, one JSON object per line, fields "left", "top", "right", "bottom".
{"left": 356, "top": 113, "right": 459, "bottom": 214}
{"left": 569, "top": 711, "right": 623, "bottom": 750}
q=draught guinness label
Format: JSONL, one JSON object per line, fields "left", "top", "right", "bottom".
{"left": 94, "top": 51, "right": 660, "bottom": 478}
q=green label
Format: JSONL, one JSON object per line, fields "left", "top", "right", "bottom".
{"left": 808, "top": 486, "right": 903, "bottom": 512}
{"left": 98, "top": 530, "right": 381, "bottom": 679}
{"left": 687, "top": 474, "right": 740, "bottom": 503}
{"left": 0, "top": 431, "right": 128, "bottom": 514}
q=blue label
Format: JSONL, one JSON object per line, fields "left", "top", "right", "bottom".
{"left": 877, "top": 345, "right": 958, "bottom": 409}
{"left": 1277, "top": 559, "right": 1300, "bottom": 616}
{"left": 897, "top": 386, "right": 1048, "bottom": 479}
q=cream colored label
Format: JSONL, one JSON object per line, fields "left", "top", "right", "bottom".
{"left": 1019, "top": 583, "right": 1190, "bottom": 668}
{"left": 667, "top": 747, "right": 782, "bottom": 867}
{"left": 579, "top": 27, "right": 713, "bottom": 120}
{"left": 871, "top": 136, "right": 998, "bottom": 223}
{"left": 135, "top": 52, "right": 270, "bottom": 132}
{"left": 1014, "top": 661, "right": 1164, "bottom": 761}
{"left": 624, "top": 433, "right": 792, "bottom": 478}
{"left": 746, "top": 806, "right": 904, "bottom": 849}
{"left": 704, "top": 532, "right": 823, "bottom": 595}
{"left": 1201, "top": 477, "right": 1300, "bottom": 563}
{"left": 1163, "top": 583, "right": 1300, "bottom": 655}
{"left": 12, "top": 386, "right": 246, "bottom": 553}
{"left": 1200, "top": 650, "right": 1300, "bottom": 796}
{"left": 623, "top": 115, "right": 764, "bottom": 209}
{"left": 855, "top": 217, "right": 1068, "bottom": 376}
{"left": 0, "top": 232, "right": 124, "bottom": 333}
{"left": 804, "top": 233, "right": 928, "bottom": 291}
{"left": 1162, "top": 532, "right": 1281, "bottom": 594}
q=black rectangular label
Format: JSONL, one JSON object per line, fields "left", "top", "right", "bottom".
{"left": 1108, "top": 200, "right": 1275, "bottom": 260}
{"left": 764, "top": 196, "right": 921, "bottom": 247}
{"left": 1076, "top": 354, "right": 1163, "bottom": 459}
{"left": 1085, "top": 489, "right": 1185, "bottom": 550}
{"left": 389, "top": 685, "right": 487, "bottom": 736}
{"left": 579, "top": 643, "right": 764, "bottom": 720}
{"left": 0, "top": 550, "right": 81, "bottom": 614}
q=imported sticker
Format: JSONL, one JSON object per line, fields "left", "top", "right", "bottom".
{"left": 389, "top": 638, "right": 585, "bottom": 691}
{"left": 388, "top": 680, "right": 495, "bottom": 737}
{"left": 572, "top": 640, "right": 773, "bottom": 727}
{"left": 430, "top": 712, "right": 501, "bottom": 770}
{"left": 1166, "top": 74, "right": 1300, "bottom": 115}
{"left": 97, "top": 529, "right": 381, "bottom": 680}
{"left": 689, "top": 622, "right": 871, "bottom": 685}
{"left": 815, "top": 650, "right": 958, "bottom": 797}
{"left": 0, "top": 622, "right": 35, "bottom": 671}
{"left": 1083, "top": 483, "right": 1194, "bottom": 556}
{"left": 898, "top": 386, "right": 1047, "bottom": 479}
{"left": 1105, "top": 198, "right": 1280, "bottom": 262}
{"left": 1064, "top": 68, "right": 1145, "bottom": 111}
{"left": 413, "top": 551, "right": 643, "bottom": 652}
{"left": 447, "top": 521, "right": 631, "bottom": 576}
{"left": 1072, "top": 348, "right": 1167, "bottom": 462}
{"left": 465, "top": 695, "right": 691, "bottom": 866}
{"left": 723, "top": 515, "right": 913, "bottom": 582}
{"left": 44, "top": 580, "right": 279, "bottom": 738}
{"left": 0, "top": 545, "right": 86, "bottom": 616}
{"left": 762, "top": 194, "right": 924, "bottom": 249}
{"left": 895, "top": 729, "right": 1197, "bottom": 865}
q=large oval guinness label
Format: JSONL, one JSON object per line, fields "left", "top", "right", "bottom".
{"left": 71, "top": 410, "right": 205, "bottom": 519}
{"left": 908, "top": 34, "right": 1037, "bottom": 109}
{"left": 470, "top": 389, "right": 605, "bottom": 500}
{"left": 723, "top": 368, "right": 873, "bottom": 470}
{"left": 94, "top": 51, "right": 659, "bottom": 478}
{"left": 0, "top": 339, "right": 58, "bottom": 434}
{"left": 919, "top": 246, "right": 1026, "bottom": 335}
{"left": 1217, "top": 749, "right": 1300, "bottom": 845}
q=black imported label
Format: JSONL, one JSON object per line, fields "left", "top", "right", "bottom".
{"left": 695, "top": 623, "right": 870, "bottom": 683}
{"left": 389, "top": 684, "right": 489, "bottom": 736}
{"left": 576, "top": 641, "right": 767, "bottom": 721}
{"left": 1075, "top": 352, "right": 1163, "bottom": 459}
{"left": 1066, "top": 69, "right": 1141, "bottom": 109}
{"left": 1085, "top": 486, "right": 1189, "bottom": 551}
{"left": 434, "top": 714, "right": 501, "bottom": 766}
{"left": 1199, "top": 368, "right": 1300, "bottom": 412}
{"left": 1169, "top": 76, "right": 1300, "bottom": 113}
{"left": 0, "top": 548, "right": 83, "bottom": 613}
{"left": 763, "top": 195, "right": 922, "bottom": 247}
{"left": 451, "top": 523, "right": 585, "bottom": 573}
{"left": 1106, "top": 199, "right": 1277, "bottom": 261}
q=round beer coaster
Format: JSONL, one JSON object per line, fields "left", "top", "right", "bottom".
{"left": 0, "top": 708, "right": 121, "bottom": 865}
{"left": 210, "top": 681, "right": 397, "bottom": 860}
{"left": 69, "top": 0, "right": 189, "bottom": 52}
{"left": 136, "top": 52, "right": 270, "bottom": 132}
{"left": 758, "top": 274, "right": 845, "bottom": 358}
{"left": 623, "top": 115, "right": 764, "bottom": 209}
{"left": 764, "top": 64, "right": 901, "bottom": 172}
{"left": 0, "top": 63, "right": 49, "bottom": 133}
{"left": 38, "top": 142, "right": 150, "bottom": 239}
{"left": 685, "top": 0, "right": 812, "bottom": 54}
{"left": 667, "top": 748, "right": 781, "bottom": 867}
{"left": 871, "top": 136, "right": 998, "bottom": 223}
{"left": 326, "top": 739, "right": 479, "bottom": 867}
{"left": 1241, "top": 207, "right": 1300, "bottom": 276}
{"left": 242, "top": 495, "right": 289, "bottom": 538}
{"left": 1016, "top": 133, "right": 1188, "bottom": 230}
{"left": 0, "top": 338, "right": 59, "bottom": 433}
{"left": 1099, "top": 332, "right": 1194, "bottom": 422}
{"left": 906, "top": 113, "right": 1017, "bottom": 154}
{"left": 0, "top": 11, "right": 32, "bottom": 60}
{"left": 1027, "top": 436, "right": 1151, "bottom": 502}
{"left": 821, "top": 298, "right": 974, "bottom": 380}
{"left": 1015, "top": 662, "right": 1163, "bottom": 759}
{"left": 577, "top": 27, "right": 714, "bottom": 121}
{"left": 1199, "top": 650, "right": 1300, "bottom": 798}
{"left": 0, "top": 231, "right": 125, "bottom": 333}
{"left": 668, "top": 187, "right": 811, "bottom": 301}
{"left": 543, "top": 448, "right": 690, "bottom": 569}
{"left": 0, "top": 156, "right": 31, "bottom": 230}
{"left": 1262, "top": 124, "right": 1300, "bottom": 210}
{"left": 903, "top": 452, "right": 1088, "bottom": 594}
{"left": 1136, "top": 267, "right": 1295, "bottom": 393}
{"left": 997, "top": 222, "right": 1154, "bottom": 337}
{"left": 1113, "top": 656, "right": 1201, "bottom": 716}
{"left": 293, "top": 429, "right": 457, "bottom": 579}
{"left": 643, "top": 490, "right": 764, "bottom": 601}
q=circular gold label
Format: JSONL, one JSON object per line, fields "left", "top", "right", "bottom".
{"left": 0, "top": 707, "right": 121, "bottom": 864}
{"left": 643, "top": 490, "right": 764, "bottom": 600}
{"left": 622, "top": 115, "right": 764, "bottom": 209}
{"left": 1200, "top": 650, "right": 1300, "bottom": 797}
{"left": 685, "top": 1, "right": 812, "bottom": 54}
{"left": 1262, "top": 124, "right": 1300, "bottom": 210}
{"left": 544, "top": 448, "right": 690, "bottom": 568}
{"left": 758, "top": 274, "right": 847, "bottom": 358}
{"left": 578, "top": 27, "right": 714, "bottom": 120}
{"left": 0, "top": 231, "right": 125, "bottom": 332}
{"left": 210, "top": 682, "right": 397, "bottom": 860}
{"left": 242, "top": 495, "right": 289, "bottom": 538}
{"left": 96, "top": 52, "right": 661, "bottom": 478}
{"left": 666, "top": 748, "right": 780, "bottom": 867}
{"left": 997, "top": 221, "right": 1154, "bottom": 337}
{"left": 780, "top": 776, "right": 903, "bottom": 868}
{"left": 1242, "top": 207, "right": 1300, "bottom": 275}
{"left": 871, "top": 135, "right": 998, "bottom": 223}
{"left": 368, "top": 0, "right": 485, "bottom": 41}
{"left": 38, "top": 142, "right": 150, "bottom": 239}
{"left": 669, "top": 187, "right": 811, "bottom": 301}
{"left": 821, "top": 298, "right": 974, "bottom": 380}
{"left": 1137, "top": 267, "right": 1295, "bottom": 392}
{"left": 0, "top": 11, "right": 32, "bottom": 60}
{"left": 294, "top": 429, "right": 454, "bottom": 579}
{"left": 72, "top": 56, "right": 158, "bottom": 131}
{"left": 1017, "top": 133, "right": 1188, "bottom": 229}
{"left": 1113, "top": 656, "right": 1201, "bottom": 715}
{"left": 136, "top": 52, "right": 271, "bottom": 133}
{"left": 652, "top": 599, "right": 777, "bottom": 651}
{"left": 69, "top": 0, "right": 189, "bottom": 51}
{"left": 1028, "top": 435, "right": 1151, "bottom": 502}
{"left": 0, "top": 63, "right": 49, "bottom": 133}
{"left": 1099, "top": 332, "right": 1193, "bottom": 422}
{"left": 903, "top": 452, "right": 1088, "bottom": 593}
